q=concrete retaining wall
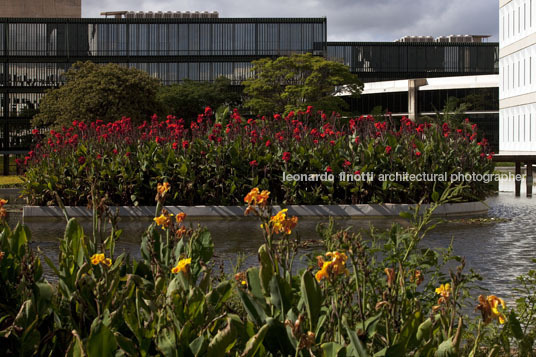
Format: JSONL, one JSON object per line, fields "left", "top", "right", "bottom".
{"left": 23, "top": 201, "right": 489, "bottom": 219}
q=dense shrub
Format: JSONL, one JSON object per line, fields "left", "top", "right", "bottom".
{"left": 21, "top": 108, "right": 495, "bottom": 206}
{"left": 32, "top": 61, "right": 162, "bottom": 127}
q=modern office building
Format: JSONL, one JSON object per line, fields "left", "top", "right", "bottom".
{"left": 0, "top": 10, "right": 500, "bottom": 163}
{"left": 499, "top": 0, "right": 536, "bottom": 153}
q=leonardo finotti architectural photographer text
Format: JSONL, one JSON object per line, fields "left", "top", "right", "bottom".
{"left": 282, "top": 172, "right": 524, "bottom": 184}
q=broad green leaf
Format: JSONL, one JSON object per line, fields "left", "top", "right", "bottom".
{"left": 87, "top": 320, "right": 117, "bottom": 357}
{"left": 242, "top": 323, "right": 270, "bottom": 357}
{"left": 321, "top": 342, "right": 344, "bottom": 357}
{"left": 343, "top": 316, "right": 369, "bottom": 357}
{"left": 207, "top": 317, "right": 238, "bottom": 357}
{"left": 301, "top": 271, "right": 322, "bottom": 331}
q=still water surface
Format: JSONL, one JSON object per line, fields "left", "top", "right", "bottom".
{"left": 22, "top": 190, "right": 536, "bottom": 301}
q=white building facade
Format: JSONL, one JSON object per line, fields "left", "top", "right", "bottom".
{"left": 499, "top": 0, "right": 536, "bottom": 153}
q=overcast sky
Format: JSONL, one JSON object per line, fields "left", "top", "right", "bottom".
{"left": 82, "top": 0, "right": 499, "bottom": 42}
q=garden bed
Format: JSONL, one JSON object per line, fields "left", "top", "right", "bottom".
{"left": 19, "top": 109, "right": 496, "bottom": 207}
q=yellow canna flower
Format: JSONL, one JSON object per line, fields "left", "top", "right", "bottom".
{"left": 90, "top": 253, "right": 105, "bottom": 265}
{"left": 435, "top": 283, "right": 451, "bottom": 298}
{"left": 157, "top": 182, "right": 171, "bottom": 195}
{"left": 315, "top": 261, "right": 331, "bottom": 282}
{"left": 476, "top": 295, "right": 507, "bottom": 324}
{"left": 90, "top": 253, "right": 112, "bottom": 267}
{"left": 315, "top": 251, "right": 349, "bottom": 281}
{"left": 488, "top": 295, "right": 506, "bottom": 324}
{"left": 171, "top": 258, "right": 192, "bottom": 274}
{"left": 0, "top": 199, "right": 8, "bottom": 207}
{"left": 154, "top": 213, "right": 172, "bottom": 228}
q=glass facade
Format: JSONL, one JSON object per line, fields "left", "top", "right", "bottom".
{"left": 327, "top": 42, "right": 499, "bottom": 82}
{"left": 0, "top": 17, "right": 327, "bottom": 150}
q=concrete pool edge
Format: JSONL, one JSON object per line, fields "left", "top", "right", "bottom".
{"left": 23, "top": 201, "right": 489, "bottom": 219}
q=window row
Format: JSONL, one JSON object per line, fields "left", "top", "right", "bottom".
{"left": 499, "top": 43, "right": 536, "bottom": 98}
{"left": 0, "top": 22, "right": 325, "bottom": 56}
{"left": 500, "top": 104, "right": 536, "bottom": 152}
{"left": 500, "top": 0, "right": 535, "bottom": 47}
{"left": 0, "top": 62, "right": 255, "bottom": 87}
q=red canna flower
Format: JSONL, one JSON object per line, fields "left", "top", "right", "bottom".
{"left": 282, "top": 152, "right": 291, "bottom": 162}
{"left": 385, "top": 146, "right": 392, "bottom": 154}
{"left": 265, "top": 140, "right": 271, "bottom": 147}
{"left": 343, "top": 160, "right": 351, "bottom": 167}
{"left": 415, "top": 151, "right": 422, "bottom": 157}
{"left": 326, "top": 166, "right": 332, "bottom": 173}
{"left": 250, "top": 160, "right": 258, "bottom": 167}
{"left": 182, "top": 140, "right": 189, "bottom": 149}
{"left": 78, "top": 156, "right": 86, "bottom": 164}
{"left": 172, "top": 142, "right": 178, "bottom": 150}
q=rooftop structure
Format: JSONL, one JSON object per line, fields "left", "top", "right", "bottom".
{"left": 395, "top": 35, "right": 491, "bottom": 43}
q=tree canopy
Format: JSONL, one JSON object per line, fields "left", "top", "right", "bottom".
{"left": 243, "top": 53, "right": 362, "bottom": 115}
{"left": 156, "top": 77, "right": 241, "bottom": 121}
{"left": 33, "top": 61, "right": 161, "bottom": 127}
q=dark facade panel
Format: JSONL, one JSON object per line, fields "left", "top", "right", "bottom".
{"left": 327, "top": 42, "right": 499, "bottom": 82}
{"left": 0, "top": 18, "right": 327, "bottom": 57}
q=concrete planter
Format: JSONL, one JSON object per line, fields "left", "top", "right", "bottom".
{"left": 23, "top": 201, "right": 489, "bottom": 219}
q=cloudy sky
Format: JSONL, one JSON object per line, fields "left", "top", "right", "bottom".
{"left": 82, "top": 0, "right": 499, "bottom": 42}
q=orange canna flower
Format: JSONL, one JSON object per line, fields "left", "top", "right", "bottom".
{"left": 175, "top": 212, "right": 186, "bottom": 224}
{"left": 244, "top": 188, "right": 270, "bottom": 207}
{"left": 410, "top": 270, "right": 424, "bottom": 286}
{"left": 157, "top": 182, "right": 171, "bottom": 195}
{"left": 269, "top": 209, "right": 298, "bottom": 235}
{"left": 384, "top": 268, "right": 395, "bottom": 287}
